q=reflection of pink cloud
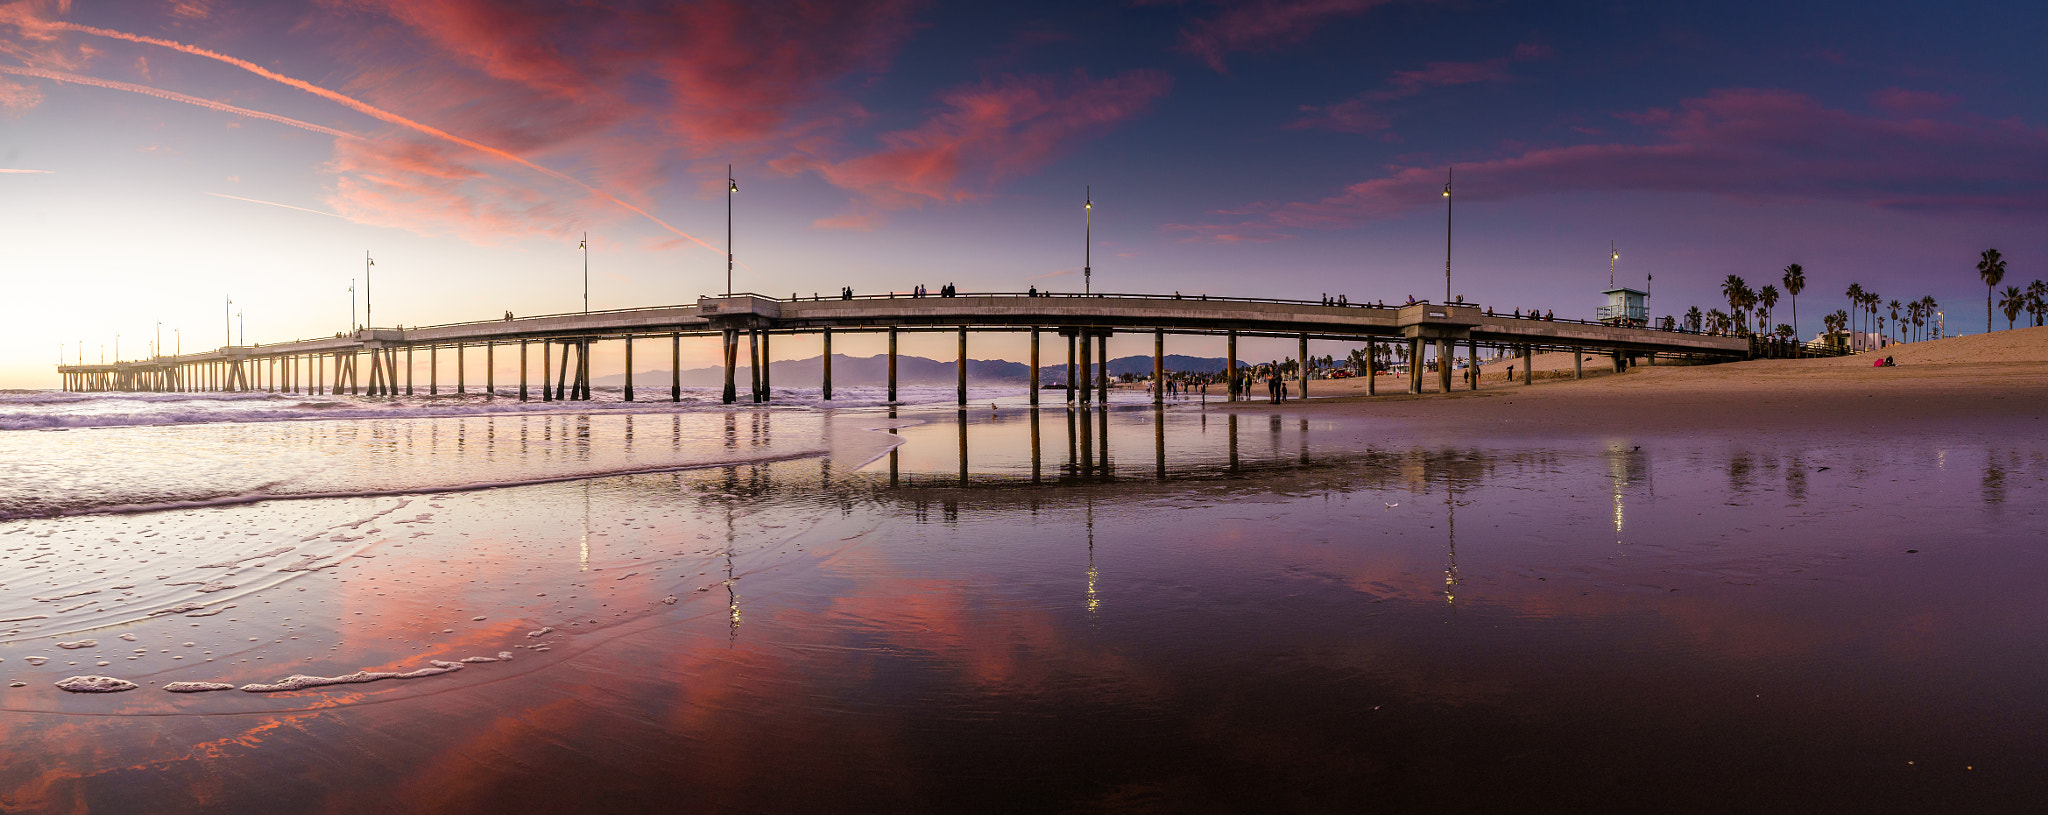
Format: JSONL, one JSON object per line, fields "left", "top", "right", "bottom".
{"left": 779, "top": 71, "right": 1171, "bottom": 221}
{"left": 1178, "top": 0, "right": 1414, "bottom": 71}
{"left": 1198, "top": 87, "right": 2048, "bottom": 239}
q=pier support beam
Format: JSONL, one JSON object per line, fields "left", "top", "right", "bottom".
{"left": 748, "top": 329, "right": 761, "bottom": 403}
{"left": 671, "top": 333, "right": 681, "bottom": 402}
{"left": 1301, "top": 334, "right": 1311, "bottom": 399}
{"left": 1028, "top": 328, "right": 1039, "bottom": 405}
{"left": 456, "top": 344, "right": 465, "bottom": 394}
{"left": 721, "top": 330, "right": 737, "bottom": 404}
{"left": 1227, "top": 332, "right": 1238, "bottom": 401}
{"left": 1437, "top": 338, "right": 1452, "bottom": 394}
{"left": 1469, "top": 338, "right": 1480, "bottom": 391}
{"left": 485, "top": 343, "right": 493, "bottom": 396}
{"left": 405, "top": 346, "right": 414, "bottom": 396}
{"left": 957, "top": 327, "right": 968, "bottom": 406}
{"left": 519, "top": 340, "right": 529, "bottom": 401}
{"left": 1065, "top": 333, "right": 1076, "bottom": 403}
{"left": 886, "top": 328, "right": 898, "bottom": 403}
{"left": 761, "top": 331, "right": 771, "bottom": 401}
{"left": 624, "top": 336, "right": 634, "bottom": 401}
{"left": 1522, "top": 346, "right": 1534, "bottom": 385}
{"left": 1407, "top": 338, "right": 1423, "bottom": 394}
{"left": 1078, "top": 331, "right": 1092, "bottom": 405}
{"left": 1574, "top": 350, "right": 1582, "bottom": 380}
{"left": 1367, "top": 341, "right": 1376, "bottom": 395}
{"left": 1098, "top": 334, "right": 1110, "bottom": 402}
{"left": 1154, "top": 329, "right": 1165, "bottom": 405}
{"left": 821, "top": 327, "right": 833, "bottom": 401}
{"left": 542, "top": 341, "right": 553, "bottom": 401}
{"left": 430, "top": 345, "right": 438, "bottom": 395}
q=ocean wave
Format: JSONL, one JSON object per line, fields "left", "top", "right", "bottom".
{"left": 0, "top": 386, "right": 1120, "bottom": 432}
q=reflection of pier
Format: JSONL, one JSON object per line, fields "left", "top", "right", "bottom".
{"left": 58, "top": 294, "right": 1747, "bottom": 401}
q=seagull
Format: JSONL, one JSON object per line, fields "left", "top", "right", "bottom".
{"left": 1384, "top": 502, "right": 1399, "bottom": 509}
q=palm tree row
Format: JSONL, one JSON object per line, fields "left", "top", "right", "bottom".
{"left": 1997, "top": 280, "right": 2048, "bottom": 330}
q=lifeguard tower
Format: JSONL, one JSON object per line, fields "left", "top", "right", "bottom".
{"left": 1599, "top": 287, "right": 1648, "bottom": 326}
{"left": 1595, "top": 242, "right": 1648, "bottom": 326}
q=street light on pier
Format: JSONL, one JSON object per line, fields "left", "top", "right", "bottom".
{"left": 726, "top": 166, "right": 738, "bottom": 297}
{"left": 580, "top": 232, "right": 589, "bottom": 313}
{"left": 1609, "top": 242, "right": 1619, "bottom": 288}
{"left": 238, "top": 310, "right": 244, "bottom": 346}
{"left": 350, "top": 279, "right": 356, "bottom": 331}
{"left": 365, "top": 252, "right": 375, "bottom": 331}
{"left": 1443, "top": 168, "right": 1452, "bottom": 305}
{"left": 1084, "top": 188, "right": 1093, "bottom": 295}
{"left": 225, "top": 295, "right": 233, "bottom": 347}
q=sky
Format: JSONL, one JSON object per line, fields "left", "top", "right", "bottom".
{"left": 2, "top": 0, "right": 2044, "bottom": 387}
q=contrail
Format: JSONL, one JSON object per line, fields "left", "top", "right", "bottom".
{"left": 0, "top": 65, "right": 355, "bottom": 138}
{"left": 205, "top": 191, "right": 349, "bottom": 219}
{"left": 0, "top": 168, "right": 55, "bottom": 173}
{"left": 45, "top": 20, "right": 724, "bottom": 258}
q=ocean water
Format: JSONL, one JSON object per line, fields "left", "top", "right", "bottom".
{"left": 1, "top": 389, "right": 2045, "bottom": 812}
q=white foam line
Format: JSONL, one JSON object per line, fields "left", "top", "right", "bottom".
{"left": 6, "top": 448, "right": 832, "bottom": 521}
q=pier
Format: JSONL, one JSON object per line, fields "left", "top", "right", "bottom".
{"left": 55, "top": 292, "right": 1748, "bottom": 402}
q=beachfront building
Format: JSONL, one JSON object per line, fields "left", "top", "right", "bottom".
{"left": 1814, "top": 330, "right": 1890, "bottom": 353}
{"left": 1598, "top": 287, "right": 1649, "bottom": 327}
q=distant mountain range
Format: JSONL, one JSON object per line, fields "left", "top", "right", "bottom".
{"left": 591, "top": 353, "right": 1231, "bottom": 387}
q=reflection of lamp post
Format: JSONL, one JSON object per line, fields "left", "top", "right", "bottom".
{"left": 1084, "top": 188, "right": 1093, "bottom": 295}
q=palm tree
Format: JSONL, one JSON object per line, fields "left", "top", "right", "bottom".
{"left": 2000, "top": 285, "right": 2025, "bottom": 330}
{"left": 1888, "top": 299, "right": 1902, "bottom": 344}
{"left": 1919, "top": 295, "right": 1940, "bottom": 340}
{"left": 1782, "top": 263, "right": 1806, "bottom": 341}
{"left": 2028, "top": 280, "right": 2046, "bottom": 327}
{"left": 1707, "top": 308, "right": 1729, "bottom": 335}
{"left": 1684, "top": 305, "right": 1703, "bottom": 333}
{"left": 1844, "top": 283, "right": 1865, "bottom": 338}
{"left": 1721, "top": 275, "right": 1748, "bottom": 335}
{"left": 1757, "top": 285, "right": 1780, "bottom": 336}
{"left": 1979, "top": 248, "right": 2006, "bottom": 332}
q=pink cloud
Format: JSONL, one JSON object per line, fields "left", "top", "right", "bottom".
{"left": 0, "top": 74, "right": 42, "bottom": 111}
{"left": 1187, "top": 87, "right": 2048, "bottom": 240}
{"left": 1870, "top": 87, "right": 1959, "bottom": 118}
{"left": 1290, "top": 44, "right": 1545, "bottom": 134}
{"left": 1177, "top": 0, "right": 1416, "bottom": 71}
{"left": 779, "top": 70, "right": 1172, "bottom": 222}
{"left": 323, "top": 137, "right": 579, "bottom": 243}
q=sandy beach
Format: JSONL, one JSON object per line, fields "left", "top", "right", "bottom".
{"left": 1179, "top": 326, "right": 2048, "bottom": 438}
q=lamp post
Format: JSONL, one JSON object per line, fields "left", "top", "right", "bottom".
{"left": 726, "top": 166, "right": 738, "bottom": 297}
{"left": 1609, "top": 242, "right": 1619, "bottom": 288}
{"left": 1084, "top": 187, "right": 1093, "bottom": 295}
{"left": 364, "top": 251, "right": 374, "bottom": 330}
{"left": 224, "top": 296, "right": 232, "bottom": 347}
{"left": 1442, "top": 168, "right": 1452, "bottom": 305}
{"left": 155, "top": 320, "right": 162, "bottom": 360}
{"left": 238, "top": 310, "right": 244, "bottom": 346}
{"left": 580, "top": 232, "right": 589, "bottom": 313}
{"left": 350, "top": 280, "right": 356, "bottom": 331}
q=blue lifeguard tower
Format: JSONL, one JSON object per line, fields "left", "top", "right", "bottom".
{"left": 1599, "top": 287, "right": 1648, "bottom": 326}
